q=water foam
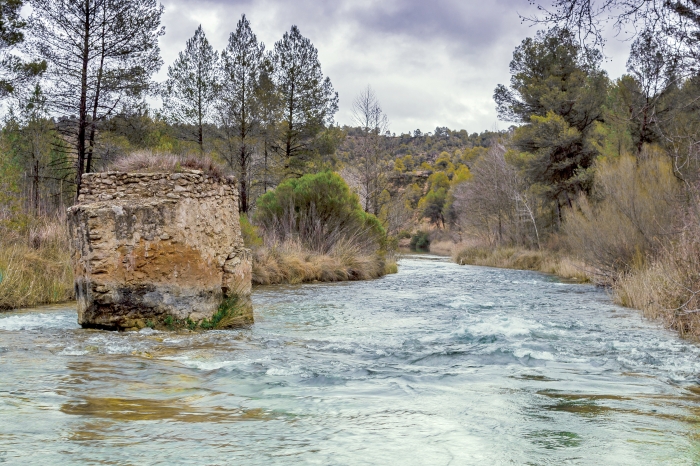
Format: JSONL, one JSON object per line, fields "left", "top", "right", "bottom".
{"left": 0, "top": 312, "right": 78, "bottom": 331}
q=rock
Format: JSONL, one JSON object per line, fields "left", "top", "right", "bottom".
{"left": 67, "top": 170, "right": 253, "bottom": 331}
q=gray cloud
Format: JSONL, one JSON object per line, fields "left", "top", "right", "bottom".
{"left": 156, "top": 0, "right": 630, "bottom": 133}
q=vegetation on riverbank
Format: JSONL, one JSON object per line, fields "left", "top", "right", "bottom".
{"left": 453, "top": 244, "right": 591, "bottom": 282}
{"left": 247, "top": 171, "right": 396, "bottom": 285}
{"left": 0, "top": 216, "right": 73, "bottom": 310}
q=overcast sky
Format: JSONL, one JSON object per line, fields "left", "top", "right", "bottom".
{"left": 156, "top": 0, "right": 632, "bottom": 135}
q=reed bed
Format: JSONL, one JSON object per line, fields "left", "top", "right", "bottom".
{"left": 613, "top": 231, "right": 700, "bottom": 340}
{"left": 252, "top": 239, "right": 396, "bottom": 285}
{"left": 0, "top": 216, "right": 74, "bottom": 310}
{"left": 453, "top": 243, "right": 591, "bottom": 282}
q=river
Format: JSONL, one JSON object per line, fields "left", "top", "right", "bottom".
{"left": 1, "top": 255, "right": 699, "bottom": 465}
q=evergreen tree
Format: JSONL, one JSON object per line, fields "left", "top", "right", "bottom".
{"left": 494, "top": 29, "right": 608, "bottom": 214}
{"left": 0, "top": 0, "right": 45, "bottom": 97}
{"left": 272, "top": 25, "right": 338, "bottom": 176}
{"left": 162, "top": 25, "right": 219, "bottom": 154}
{"left": 29, "top": 0, "right": 164, "bottom": 194}
{"left": 219, "top": 15, "right": 265, "bottom": 213}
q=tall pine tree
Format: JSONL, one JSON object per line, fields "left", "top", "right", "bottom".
{"left": 219, "top": 15, "right": 265, "bottom": 213}
{"left": 272, "top": 25, "right": 338, "bottom": 176}
{"left": 162, "top": 25, "right": 219, "bottom": 154}
{"left": 30, "top": 0, "right": 164, "bottom": 195}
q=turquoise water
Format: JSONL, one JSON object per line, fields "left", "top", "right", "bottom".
{"left": 1, "top": 255, "right": 699, "bottom": 465}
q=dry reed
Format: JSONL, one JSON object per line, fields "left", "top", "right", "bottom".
{"left": 453, "top": 242, "right": 592, "bottom": 282}
{"left": 109, "top": 150, "right": 226, "bottom": 180}
{"left": 252, "top": 239, "right": 396, "bottom": 285}
{"left": 0, "top": 215, "right": 74, "bottom": 310}
{"left": 613, "top": 230, "right": 700, "bottom": 339}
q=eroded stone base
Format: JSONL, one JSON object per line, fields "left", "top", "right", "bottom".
{"left": 68, "top": 171, "right": 253, "bottom": 331}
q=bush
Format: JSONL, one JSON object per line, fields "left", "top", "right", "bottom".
{"left": 239, "top": 214, "right": 262, "bottom": 247}
{"left": 254, "top": 171, "right": 386, "bottom": 254}
{"left": 410, "top": 231, "right": 430, "bottom": 251}
{"left": 563, "top": 153, "right": 682, "bottom": 280}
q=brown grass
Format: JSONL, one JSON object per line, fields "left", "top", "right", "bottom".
{"left": 428, "top": 240, "right": 456, "bottom": 256}
{"left": 109, "top": 150, "right": 226, "bottom": 180}
{"left": 453, "top": 242, "right": 592, "bottom": 282}
{"left": 0, "top": 215, "right": 74, "bottom": 310}
{"left": 613, "top": 230, "right": 700, "bottom": 339}
{"left": 252, "top": 239, "right": 397, "bottom": 285}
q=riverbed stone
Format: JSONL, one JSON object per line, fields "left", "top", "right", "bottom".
{"left": 67, "top": 170, "right": 253, "bottom": 330}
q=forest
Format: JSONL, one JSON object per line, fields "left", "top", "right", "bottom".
{"left": 2, "top": 0, "right": 700, "bottom": 339}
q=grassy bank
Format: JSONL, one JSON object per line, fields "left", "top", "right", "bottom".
{"left": 452, "top": 244, "right": 591, "bottom": 282}
{"left": 252, "top": 240, "right": 397, "bottom": 285}
{"left": 0, "top": 217, "right": 74, "bottom": 310}
{"left": 612, "top": 232, "right": 700, "bottom": 340}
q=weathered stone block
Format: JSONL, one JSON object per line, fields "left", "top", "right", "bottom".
{"left": 67, "top": 171, "right": 253, "bottom": 330}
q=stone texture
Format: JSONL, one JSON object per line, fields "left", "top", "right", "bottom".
{"left": 67, "top": 170, "right": 252, "bottom": 330}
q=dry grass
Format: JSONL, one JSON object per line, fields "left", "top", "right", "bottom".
{"left": 0, "top": 216, "right": 74, "bottom": 310}
{"left": 613, "top": 230, "right": 700, "bottom": 339}
{"left": 109, "top": 150, "right": 226, "bottom": 180}
{"left": 252, "top": 239, "right": 397, "bottom": 285}
{"left": 453, "top": 243, "right": 592, "bottom": 282}
{"left": 428, "top": 240, "right": 456, "bottom": 256}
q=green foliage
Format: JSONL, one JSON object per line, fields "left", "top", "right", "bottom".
{"left": 240, "top": 214, "right": 263, "bottom": 247}
{"left": 200, "top": 296, "right": 241, "bottom": 329}
{"left": 427, "top": 172, "right": 450, "bottom": 191}
{"left": 418, "top": 188, "right": 447, "bottom": 227}
{"left": 255, "top": 171, "right": 385, "bottom": 252}
{"left": 496, "top": 28, "right": 607, "bottom": 205}
{"left": 409, "top": 231, "right": 430, "bottom": 251}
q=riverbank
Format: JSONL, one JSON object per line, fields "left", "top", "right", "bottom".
{"left": 452, "top": 244, "right": 592, "bottom": 282}
{"left": 252, "top": 241, "right": 397, "bottom": 285}
{"left": 0, "top": 217, "right": 397, "bottom": 310}
{"left": 0, "top": 218, "right": 74, "bottom": 310}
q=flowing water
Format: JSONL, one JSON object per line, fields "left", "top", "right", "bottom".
{"left": 1, "top": 255, "right": 700, "bottom": 465}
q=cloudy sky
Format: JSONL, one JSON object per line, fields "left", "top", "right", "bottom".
{"left": 156, "top": 0, "right": 631, "bottom": 135}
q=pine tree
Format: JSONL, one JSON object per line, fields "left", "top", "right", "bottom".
{"left": 0, "top": 0, "right": 45, "bottom": 97}
{"left": 29, "top": 0, "right": 164, "bottom": 194}
{"left": 219, "top": 15, "right": 265, "bottom": 213}
{"left": 272, "top": 25, "right": 338, "bottom": 176}
{"left": 162, "top": 25, "right": 219, "bottom": 154}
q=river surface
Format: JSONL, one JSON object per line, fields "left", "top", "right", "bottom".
{"left": 1, "top": 255, "right": 700, "bottom": 465}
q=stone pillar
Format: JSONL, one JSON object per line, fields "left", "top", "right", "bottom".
{"left": 67, "top": 170, "right": 253, "bottom": 330}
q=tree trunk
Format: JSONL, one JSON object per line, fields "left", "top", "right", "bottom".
{"left": 239, "top": 144, "right": 248, "bottom": 213}
{"left": 87, "top": 15, "right": 107, "bottom": 174}
{"left": 75, "top": 0, "right": 91, "bottom": 199}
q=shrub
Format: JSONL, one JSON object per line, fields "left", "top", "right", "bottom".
{"left": 563, "top": 153, "right": 682, "bottom": 280}
{"left": 254, "top": 171, "right": 385, "bottom": 254}
{"left": 409, "top": 231, "right": 430, "bottom": 251}
{"left": 239, "top": 214, "right": 263, "bottom": 247}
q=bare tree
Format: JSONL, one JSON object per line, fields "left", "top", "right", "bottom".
{"left": 453, "top": 144, "right": 540, "bottom": 247}
{"left": 351, "top": 85, "right": 390, "bottom": 215}
{"left": 532, "top": 0, "right": 700, "bottom": 69}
